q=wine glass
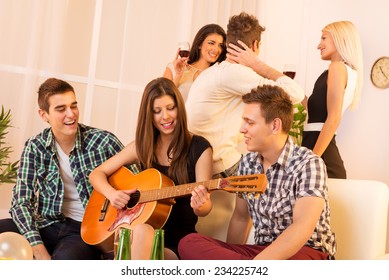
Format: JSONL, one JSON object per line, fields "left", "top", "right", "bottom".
{"left": 283, "top": 64, "right": 296, "bottom": 79}
{"left": 178, "top": 41, "right": 190, "bottom": 58}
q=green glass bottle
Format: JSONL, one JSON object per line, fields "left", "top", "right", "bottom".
{"left": 115, "top": 228, "right": 131, "bottom": 260}
{"left": 150, "top": 229, "right": 164, "bottom": 260}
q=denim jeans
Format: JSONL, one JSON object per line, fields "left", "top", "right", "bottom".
{"left": 0, "top": 217, "right": 102, "bottom": 260}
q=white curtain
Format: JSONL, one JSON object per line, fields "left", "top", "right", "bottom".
{"left": 0, "top": 0, "right": 261, "bottom": 158}
{"left": 2, "top": 0, "right": 389, "bottom": 202}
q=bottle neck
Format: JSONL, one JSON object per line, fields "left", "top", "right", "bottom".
{"left": 150, "top": 229, "right": 165, "bottom": 260}
{"left": 115, "top": 228, "right": 131, "bottom": 260}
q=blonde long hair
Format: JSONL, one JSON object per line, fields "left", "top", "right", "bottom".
{"left": 323, "top": 21, "right": 363, "bottom": 110}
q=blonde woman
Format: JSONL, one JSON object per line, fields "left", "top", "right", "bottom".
{"left": 302, "top": 21, "right": 363, "bottom": 178}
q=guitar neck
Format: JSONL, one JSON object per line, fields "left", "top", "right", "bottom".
{"left": 138, "top": 179, "right": 221, "bottom": 203}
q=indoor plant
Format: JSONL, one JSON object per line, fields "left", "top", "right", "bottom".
{"left": 289, "top": 103, "right": 306, "bottom": 146}
{"left": 0, "top": 106, "right": 18, "bottom": 183}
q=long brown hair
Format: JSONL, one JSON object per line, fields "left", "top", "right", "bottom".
{"left": 189, "top": 23, "right": 226, "bottom": 65}
{"left": 135, "top": 77, "right": 192, "bottom": 184}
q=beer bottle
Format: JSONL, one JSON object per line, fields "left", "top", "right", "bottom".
{"left": 150, "top": 229, "right": 164, "bottom": 260}
{"left": 115, "top": 228, "right": 131, "bottom": 260}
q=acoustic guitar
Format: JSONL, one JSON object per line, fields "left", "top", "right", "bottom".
{"left": 81, "top": 166, "right": 267, "bottom": 252}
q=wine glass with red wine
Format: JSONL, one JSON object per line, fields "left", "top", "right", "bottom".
{"left": 178, "top": 41, "right": 190, "bottom": 58}
{"left": 283, "top": 64, "right": 296, "bottom": 79}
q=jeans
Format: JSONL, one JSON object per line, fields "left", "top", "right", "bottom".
{"left": 178, "top": 233, "right": 330, "bottom": 260}
{"left": 0, "top": 217, "right": 102, "bottom": 260}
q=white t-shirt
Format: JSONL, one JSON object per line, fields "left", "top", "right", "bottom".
{"left": 55, "top": 142, "right": 84, "bottom": 222}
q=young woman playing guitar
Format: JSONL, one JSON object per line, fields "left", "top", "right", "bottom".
{"left": 88, "top": 77, "right": 213, "bottom": 259}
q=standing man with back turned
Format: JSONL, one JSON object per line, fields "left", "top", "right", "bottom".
{"left": 185, "top": 12, "right": 304, "bottom": 178}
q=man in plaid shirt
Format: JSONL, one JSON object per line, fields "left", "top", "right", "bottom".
{"left": 0, "top": 78, "right": 125, "bottom": 259}
{"left": 179, "top": 85, "right": 336, "bottom": 260}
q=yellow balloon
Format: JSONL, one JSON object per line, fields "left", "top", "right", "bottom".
{"left": 0, "top": 232, "right": 33, "bottom": 260}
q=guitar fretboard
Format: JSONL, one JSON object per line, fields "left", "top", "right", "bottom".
{"left": 138, "top": 179, "right": 222, "bottom": 203}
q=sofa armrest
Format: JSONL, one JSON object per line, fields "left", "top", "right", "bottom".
{"left": 328, "top": 179, "right": 389, "bottom": 260}
{"left": 0, "top": 183, "right": 13, "bottom": 219}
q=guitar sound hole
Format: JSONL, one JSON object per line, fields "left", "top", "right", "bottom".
{"left": 127, "top": 190, "right": 140, "bottom": 209}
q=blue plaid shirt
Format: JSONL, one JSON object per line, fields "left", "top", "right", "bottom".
{"left": 10, "top": 124, "right": 124, "bottom": 246}
{"left": 238, "top": 138, "right": 336, "bottom": 257}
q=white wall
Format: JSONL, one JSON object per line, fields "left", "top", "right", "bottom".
{"left": 312, "top": 1, "right": 388, "bottom": 185}
{"left": 1, "top": 0, "right": 389, "bottom": 185}
{"left": 258, "top": 0, "right": 389, "bottom": 185}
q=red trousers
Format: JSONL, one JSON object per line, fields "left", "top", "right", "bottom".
{"left": 178, "top": 233, "right": 329, "bottom": 260}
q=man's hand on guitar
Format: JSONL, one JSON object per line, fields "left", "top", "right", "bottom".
{"left": 108, "top": 188, "right": 137, "bottom": 209}
{"left": 190, "top": 185, "right": 212, "bottom": 216}
{"left": 82, "top": 167, "right": 267, "bottom": 249}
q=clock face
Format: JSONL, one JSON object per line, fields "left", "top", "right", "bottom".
{"left": 371, "top": 56, "right": 389, "bottom": 89}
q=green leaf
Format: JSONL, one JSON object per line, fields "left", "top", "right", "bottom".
{"left": 0, "top": 106, "right": 19, "bottom": 184}
{"left": 289, "top": 103, "right": 307, "bottom": 146}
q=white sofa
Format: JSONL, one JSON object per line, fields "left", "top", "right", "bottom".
{"left": 0, "top": 183, "right": 13, "bottom": 219}
{"left": 1, "top": 179, "right": 389, "bottom": 259}
{"left": 196, "top": 178, "right": 389, "bottom": 260}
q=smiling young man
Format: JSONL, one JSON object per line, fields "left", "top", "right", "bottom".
{"left": 179, "top": 85, "right": 336, "bottom": 260}
{"left": 0, "top": 78, "right": 124, "bottom": 259}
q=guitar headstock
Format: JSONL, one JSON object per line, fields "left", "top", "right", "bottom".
{"left": 219, "top": 174, "right": 267, "bottom": 194}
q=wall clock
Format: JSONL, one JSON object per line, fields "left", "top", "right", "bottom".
{"left": 371, "top": 56, "right": 389, "bottom": 89}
